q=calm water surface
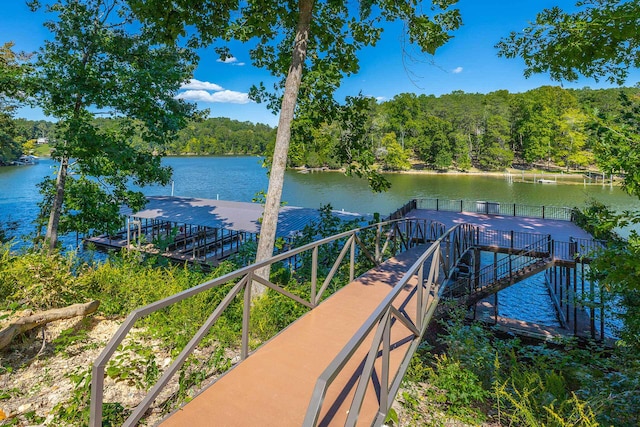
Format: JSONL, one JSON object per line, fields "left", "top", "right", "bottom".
{"left": 3, "top": 155, "right": 639, "bottom": 242}
{"left": 1, "top": 156, "right": 637, "bottom": 328}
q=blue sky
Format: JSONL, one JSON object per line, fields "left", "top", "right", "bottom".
{"left": 3, "top": 0, "right": 639, "bottom": 126}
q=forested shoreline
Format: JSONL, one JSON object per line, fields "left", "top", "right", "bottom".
{"left": 5, "top": 84, "right": 639, "bottom": 174}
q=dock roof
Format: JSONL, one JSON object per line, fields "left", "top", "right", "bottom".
{"left": 121, "top": 196, "right": 366, "bottom": 238}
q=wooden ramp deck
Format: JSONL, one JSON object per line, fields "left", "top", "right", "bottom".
{"left": 160, "top": 247, "right": 428, "bottom": 426}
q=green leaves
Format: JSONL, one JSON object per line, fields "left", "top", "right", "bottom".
{"left": 497, "top": 0, "right": 640, "bottom": 85}
{"left": 29, "top": 0, "right": 199, "bottom": 242}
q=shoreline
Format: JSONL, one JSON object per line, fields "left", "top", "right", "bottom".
{"left": 293, "top": 166, "right": 619, "bottom": 187}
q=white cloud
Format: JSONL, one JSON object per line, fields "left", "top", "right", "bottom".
{"left": 217, "top": 56, "right": 245, "bottom": 66}
{"left": 375, "top": 96, "right": 387, "bottom": 102}
{"left": 180, "top": 79, "right": 223, "bottom": 91}
{"left": 176, "top": 89, "right": 251, "bottom": 104}
{"left": 452, "top": 66, "right": 463, "bottom": 74}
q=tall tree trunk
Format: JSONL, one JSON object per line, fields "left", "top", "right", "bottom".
{"left": 45, "top": 156, "right": 69, "bottom": 251}
{"left": 253, "top": 0, "right": 313, "bottom": 296}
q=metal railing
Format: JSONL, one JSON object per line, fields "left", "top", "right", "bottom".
{"left": 302, "top": 223, "right": 477, "bottom": 426}
{"left": 414, "top": 198, "right": 575, "bottom": 221}
{"left": 90, "top": 214, "right": 606, "bottom": 426}
{"left": 89, "top": 217, "right": 447, "bottom": 427}
{"left": 447, "top": 234, "right": 552, "bottom": 299}
{"left": 476, "top": 228, "right": 551, "bottom": 251}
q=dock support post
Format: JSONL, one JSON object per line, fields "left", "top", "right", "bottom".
{"left": 565, "top": 266, "right": 571, "bottom": 327}
{"left": 573, "top": 265, "right": 578, "bottom": 336}
{"left": 473, "top": 249, "right": 481, "bottom": 291}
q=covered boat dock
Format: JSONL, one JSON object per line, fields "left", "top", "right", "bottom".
{"left": 85, "top": 196, "right": 366, "bottom": 266}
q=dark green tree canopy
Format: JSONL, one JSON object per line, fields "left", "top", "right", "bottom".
{"left": 497, "top": 0, "right": 640, "bottom": 85}
{"left": 0, "top": 43, "right": 28, "bottom": 164}
{"left": 27, "top": 0, "right": 199, "bottom": 245}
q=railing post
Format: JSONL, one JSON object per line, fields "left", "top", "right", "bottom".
{"left": 350, "top": 234, "right": 356, "bottom": 283}
{"left": 90, "top": 365, "right": 104, "bottom": 427}
{"left": 460, "top": 199, "right": 463, "bottom": 212}
{"left": 375, "top": 224, "right": 381, "bottom": 262}
{"left": 445, "top": 238, "right": 451, "bottom": 275}
{"left": 436, "top": 198, "right": 439, "bottom": 211}
{"left": 573, "top": 265, "right": 578, "bottom": 336}
{"left": 311, "top": 247, "right": 318, "bottom": 305}
{"left": 542, "top": 205, "right": 545, "bottom": 219}
{"left": 242, "top": 272, "right": 253, "bottom": 360}
{"left": 509, "top": 254, "right": 513, "bottom": 285}
{"left": 416, "top": 263, "right": 424, "bottom": 331}
{"left": 380, "top": 315, "right": 391, "bottom": 414}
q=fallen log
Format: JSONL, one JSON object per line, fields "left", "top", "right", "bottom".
{"left": 0, "top": 300, "right": 100, "bottom": 350}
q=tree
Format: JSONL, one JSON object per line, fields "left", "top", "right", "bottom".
{"left": 496, "top": 0, "right": 640, "bottom": 85}
{"left": 0, "top": 43, "right": 28, "bottom": 165}
{"left": 557, "top": 108, "right": 589, "bottom": 170}
{"left": 29, "top": 0, "right": 197, "bottom": 250}
{"left": 511, "top": 86, "right": 580, "bottom": 165}
{"left": 380, "top": 132, "right": 411, "bottom": 171}
{"left": 131, "top": 0, "right": 462, "bottom": 294}
{"left": 593, "top": 90, "right": 640, "bottom": 197}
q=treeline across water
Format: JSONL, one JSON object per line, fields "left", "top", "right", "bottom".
{"left": 8, "top": 117, "right": 276, "bottom": 160}
{"left": 288, "top": 85, "right": 640, "bottom": 172}
{"left": 6, "top": 85, "right": 639, "bottom": 172}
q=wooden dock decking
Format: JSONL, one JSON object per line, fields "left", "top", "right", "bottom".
{"left": 160, "top": 247, "right": 427, "bottom": 426}
{"left": 405, "top": 208, "right": 593, "bottom": 242}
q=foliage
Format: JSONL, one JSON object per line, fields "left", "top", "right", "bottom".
{"left": 571, "top": 200, "right": 640, "bottom": 353}
{"left": 571, "top": 199, "right": 626, "bottom": 241}
{"left": 249, "top": 287, "right": 309, "bottom": 343}
{"left": 27, "top": 0, "right": 198, "bottom": 248}
{"left": 286, "top": 85, "right": 637, "bottom": 173}
{"left": 0, "top": 42, "right": 29, "bottom": 165}
{"left": 591, "top": 90, "right": 640, "bottom": 198}
{"left": 51, "top": 317, "right": 93, "bottom": 357}
{"left": 497, "top": 0, "right": 640, "bottom": 85}
{"left": 170, "top": 117, "right": 275, "bottom": 155}
{"left": 428, "top": 354, "right": 488, "bottom": 422}
{"left": 106, "top": 341, "right": 160, "bottom": 390}
{"left": 0, "top": 220, "right": 18, "bottom": 244}
{"left": 401, "top": 303, "right": 640, "bottom": 426}
{"left": 379, "top": 132, "right": 411, "bottom": 172}
{"left": 51, "top": 367, "right": 129, "bottom": 426}
{"left": 130, "top": 0, "right": 463, "bottom": 290}
{"left": 0, "top": 246, "right": 86, "bottom": 310}
{"left": 7, "top": 84, "right": 640, "bottom": 177}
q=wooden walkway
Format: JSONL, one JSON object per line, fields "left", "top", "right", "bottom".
{"left": 161, "top": 247, "right": 428, "bottom": 426}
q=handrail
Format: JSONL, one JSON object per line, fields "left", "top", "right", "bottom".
{"left": 89, "top": 217, "right": 446, "bottom": 427}
{"left": 302, "top": 223, "right": 477, "bottom": 426}
{"left": 413, "top": 198, "right": 575, "bottom": 222}
{"left": 447, "top": 234, "right": 551, "bottom": 297}
{"left": 90, "top": 215, "right": 602, "bottom": 426}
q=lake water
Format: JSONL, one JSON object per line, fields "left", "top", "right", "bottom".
{"left": 3, "top": 155, "right": 639, "bottom": 245}
{"left": 2, "top": 156, "right": 637, "bottom": 329}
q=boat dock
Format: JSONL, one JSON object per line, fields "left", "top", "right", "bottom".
{"left": 389, "top": 198, "right": 606, "bottom": 341}
{"left": 85, "top": 196, "right": 366, "bottom": 267}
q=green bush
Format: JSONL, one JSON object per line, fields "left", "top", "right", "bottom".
{"left": 249, "top": 287, "right": 310, "bottom": 343}
{"left": 428, "top": 354, "right": 488, "bottom": 423}
{"left": 0, "top": 246, "right": 87, "bottom": 310}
